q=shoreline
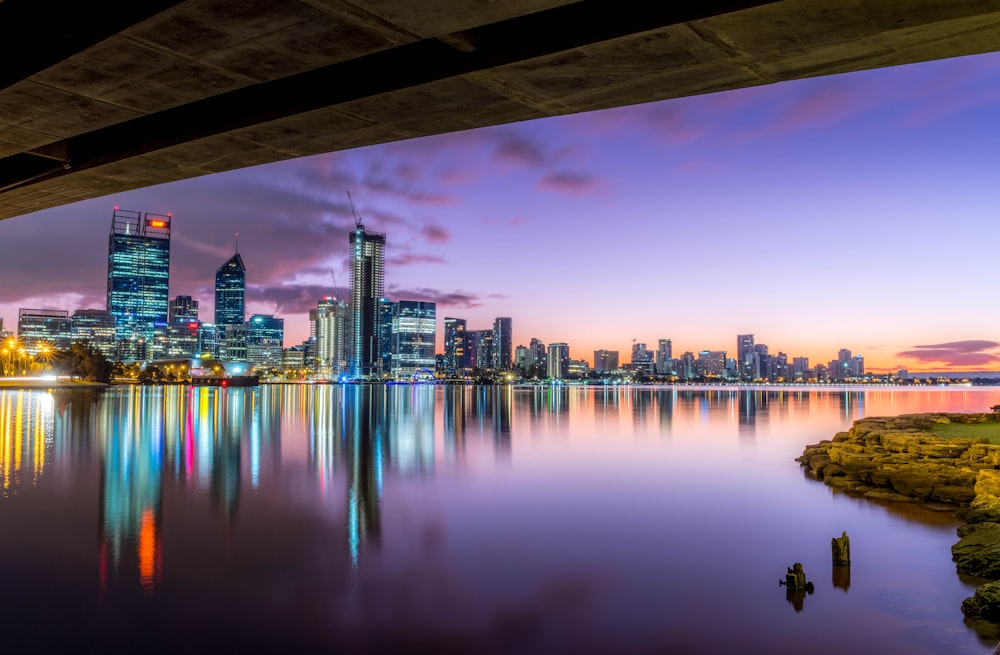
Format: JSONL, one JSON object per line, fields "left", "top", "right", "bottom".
{"left": 798, "top": 412, "right": 1000, "bottom": 637}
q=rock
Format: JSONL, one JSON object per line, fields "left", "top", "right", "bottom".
{"left": 863, "top": 489, "right": 918, "bottom": 503}
{"left": 962, "top": 581, "right": 1000, "bottom": 620}
{"left": 952, "top": 523, "right": 1000, "bottom": 578}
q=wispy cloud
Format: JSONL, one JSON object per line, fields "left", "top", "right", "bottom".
{"left": 387, "top": 287, "right": 484, "bottom": 308}
{"left": 896, "top": 340, "right": 1000, "bottom": 368}
{"left": 537, "top": 171, "right": 599, "bottom": 195}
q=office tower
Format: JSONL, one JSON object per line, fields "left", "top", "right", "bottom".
{"left": 655, "top": 339, "right": 672, "bottom": 375}
{"left": 679, "top": 352, "right": 696, "bottom": 379}
{"left": 753, "top": 343, "right": 769, "bottom": 381}
{"left": 631, "top": 342, "right": 654, "bottom": 373}
{"left": 492, "top": 317, "right": 512, "bottom": 371}
{"left": 17, "top": 308, "right": 71, "bottom": 353}
{"left": 392, "top": 301, "right": 436, "bottom": 379}
{"left": 594, "top": 349, "right": 619, "bottom": 373}
{"left": 547, "top": 343, "right": 569, "bottom": 380}
{"left": 697, "top": 350, "right": 727, "bottom": 378}
{"left": 529, "top": 338, "right": 547, "bottom": 369}
{"left": 349, "top": 222, "right": 385, "bottom": 379}
{"left": 793, "top": 357, "right": 809, "bottom": 378}
{"left": 475, "top": 330, "right": 494, "bottom": 369}
{"left": 377, "top": 298, "right": 396, "bottom": 377}
{"left": 168, "top": 295, "right": 199, "bottom": 323}
{"left": 851, "top": 355, "right": 865, "bottom": 379}
{"left": 247, "top": 314, "right": 284, "bottom": 369}
{"left": 155, "top": 321, "right": 201, "bottom": 360}
{"left": 215, "top": 249, "right": 246, "bottom": 326}
{"left": 443, "top": 317, "right": 467, "bottom": 373}
{"left": 773, "top": 352, "right": 789, "bottom": 382}
{"left": 71, "top": 309, "right": 117, "bottom": 359}
{"left": 514, "top": 345, "right": 532, "bottom": 373}
{"left": 107, "top": 209, "right": 171, "bottom": 361}
{"left": 736, "top": 334, "right": 754, "bottom": 381}
{"left": 310, "top": 296, "right": 349, "bottom": 378}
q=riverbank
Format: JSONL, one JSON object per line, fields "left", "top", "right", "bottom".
{"left": 0, "top": 377, "right": 107, "bottom": 389}
{"left": 798, "top": 412, "right": 1000, "bottom": 632}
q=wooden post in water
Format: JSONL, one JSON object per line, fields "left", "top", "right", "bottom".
{"left": 832, "top": 531, "right": 851, "bottom": 565}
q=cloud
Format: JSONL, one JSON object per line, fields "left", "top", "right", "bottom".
{"left": 896, "top": 341, "right": 1000, "bottom": 368}
{"left": 386, "top": 287, "right": 484, "bottom": 308}
{"left": 420, "top": 224, "right": 450, "bottom": 243}
{"left": 537, "top": 171, "right": 598, "bottom": 194}
{"left": 386, "top": 253, "right": 446, "bottom": 267}
{"left": 247, "top": 284, "right": 348, "bottom": 315}
{"left": 493, "top": 133, "right": 548, "bottom": 167}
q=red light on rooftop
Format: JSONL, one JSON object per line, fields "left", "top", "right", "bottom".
{"left": 113, "top": 205, "right": 118, "bottom": 210}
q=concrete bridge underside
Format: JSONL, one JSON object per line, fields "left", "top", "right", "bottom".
{"left": 2, "top": 0, "right": 1000, "bottom": 221}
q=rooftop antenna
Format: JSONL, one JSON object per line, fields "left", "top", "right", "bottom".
{"left": 234, "top": 232, "right": 239, "bottom": 254}
{"left": 347, "top": 190, "right": 362, "bottom": 229}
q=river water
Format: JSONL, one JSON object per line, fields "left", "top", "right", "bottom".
{"left": 1, "top": 384, "right": 999, "bottom": 654}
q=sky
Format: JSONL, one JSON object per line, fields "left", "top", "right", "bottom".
{"left": 2, "top": 51, "right": 1000, "bottom": 372}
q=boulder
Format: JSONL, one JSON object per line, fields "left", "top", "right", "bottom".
{"left": 962, "top": 581, "right": 1000, "bottom": 620}
{"left": 953, "top": 523, "right": 1000, "bottom": 578}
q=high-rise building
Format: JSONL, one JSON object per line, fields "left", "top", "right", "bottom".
{"left": 492, "top": 317, "right": 512, "bottom": 371}
{"left": 349, "top": 223, "right": 385, "bottom": 379}
{"left": 594, "top": 349, "right": 619, "bottom": 373}
{"left": 514, "top": 345, "right": 532, "bottom": 373}
{"left": 214, "top": 249, "right": 246, "bottom": 327}
{"left": 443, "top": 317, "right": 467, "bottom": 373}
{"left": 310, "top": 296, "right": 349, "bottom": 378}
{"left": 631, "top": 342, "right": 654, "bottom": 373}
{"left": 107, "top": 209, "right": 171, "bottom": 361}
{"left": 247, "top": 314, "right": 284, "bottom": 370}
{"left": 71, "top": 309, "right": 117, "bottom": 359}
{"left": 392, "top": 301, "right": 436, "bottom": 379}
{"left": 529, "top": 338, "right": 547, "bottom": 371}
{"left": 168, "top": 295, "right": 199, "bottom": 323}
{"left": 18, "top": 308, "right": 71, "bottom": 353}
{"left": 655, "top": 339, "right": 673, "bottom": 375}
{"left": 377, "top": 298, "right": 396, "bottom": 378}
{"left": 697, "top": 350, "right": 727, "bottom": 378}
{"left": 736, "top": 334, "right": 755, "bottom": 381}
{"left": 547, "top": 343, "right": 569, "bottom": 380}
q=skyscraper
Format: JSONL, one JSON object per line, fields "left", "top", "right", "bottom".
{"left": 214, "top": 249, "right": 246, "bottom": 326}
{"left": 168, "top": 295, "right": 199, "bottom": 323}
{"left": 737, "top": 334, "right": 755, "bottom": 381}
{"left": 391, "top": 301, "right": 436, "bottom": 379}
{"left": 310, "top": 296, "right": 349, "bottom": 378}
{"left": 107, "top": 209, "right": 171, "bottom": 361}
{"left": 492, "top": 317, "right": 512, "bottom": 371}
{"left": 656, "top": 339, "right": 673, "bottom": 375}
{"left": 443, "top": 317, "right": 467, "bottom": 373}
{"left": 349, "top": 222, "right": 385, "bottom": 379}
{"left": 547, "top": 343, "right": 569, "bottom": 380}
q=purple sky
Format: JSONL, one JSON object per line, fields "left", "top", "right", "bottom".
{"left": 3, "top": 52, "right": 1000, "bottom": 372}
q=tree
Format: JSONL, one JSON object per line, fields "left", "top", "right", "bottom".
{"left": 53, "top": 343, "right": 112, "bottom": 383}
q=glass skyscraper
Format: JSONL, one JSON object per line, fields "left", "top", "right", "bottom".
{"left": 349, "top": 223, "right": 385, "bottom": 379}
{"left": 391, "top": 301, "right": 435, "bottom": 379}
{"left": 107, "top": 209, "right": 171, "bottom": 361}
{"left": 214, "top": 250, "right": 246, "bottom": 326}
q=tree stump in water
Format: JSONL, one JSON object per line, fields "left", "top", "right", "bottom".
{"left": 832, "top": 531, "right": 851, "bottom": 565}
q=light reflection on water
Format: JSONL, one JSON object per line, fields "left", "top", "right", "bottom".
{"left": 0, "top": 385, "right": 999, "bottom": 653}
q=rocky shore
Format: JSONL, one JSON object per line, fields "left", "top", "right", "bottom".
{"left": 797, "top": 412, "right": 1000, "bottom": 624}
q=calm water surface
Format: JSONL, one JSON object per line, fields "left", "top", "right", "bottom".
{"left": 2, "top": 384, "right": 999, "bottom": 654}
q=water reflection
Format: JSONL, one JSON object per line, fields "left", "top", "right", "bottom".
{"left": 1, "top": 385, "right": 1000, "bottom": 653}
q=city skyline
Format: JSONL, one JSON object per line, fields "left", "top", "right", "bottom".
{"left": 2, "top": 51, "right": 1000, "bottom": 371}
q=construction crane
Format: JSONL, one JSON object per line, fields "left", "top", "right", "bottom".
{"left": 347, "top": 189, "right": 362, "bottom": 229}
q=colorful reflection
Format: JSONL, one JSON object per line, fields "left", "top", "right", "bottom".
{"left": 0, "top": 390, "right": 53, "bottom": 495}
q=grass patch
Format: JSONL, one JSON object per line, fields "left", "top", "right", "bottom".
{"left": 930, "top": 422, "right": 1000, "bottom": 445}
